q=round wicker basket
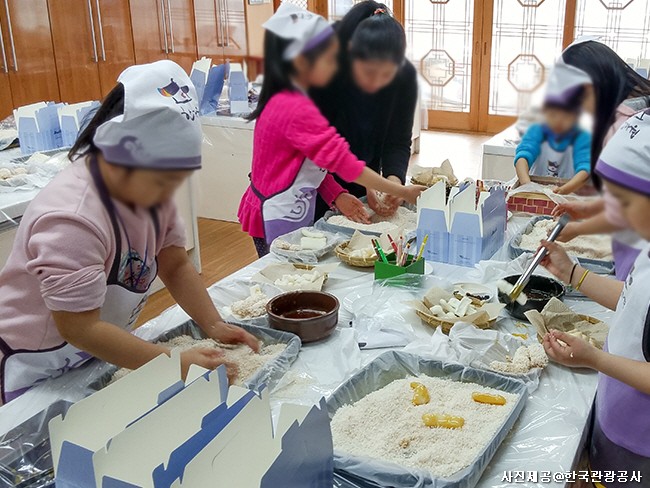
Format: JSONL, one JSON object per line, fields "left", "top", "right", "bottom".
{"left": 334, "top": 242, "right": 377, "bottom": 268}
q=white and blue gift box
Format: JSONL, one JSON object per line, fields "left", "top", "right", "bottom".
{"left": 228, "top": 63, "right": 250, "bottom": 115}
{"left": 14, "top": 102, "right": 66, "bottom": 155}
{"left": 58, "top": 101, "right": 100, "bottom": 147}
{"left": 417, "top": 181, "right": 507, "bottom": 267}
{"left": 49, "top": 351, "right": 333, "bottom": 488}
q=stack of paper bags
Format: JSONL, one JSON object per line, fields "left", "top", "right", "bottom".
{"left": 49, "top": 351, "right": 333, "bottom": 488}
{"left": 58, "top": 101, "right": 100, "bottom": 147}
{"left": 14, "top": 102, "right": 66, "bottom": 155}
{"left": 417, "top": 181, "right": 507, "bottom": 267}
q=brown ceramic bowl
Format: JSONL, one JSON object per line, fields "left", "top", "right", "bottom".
{"left": 266, "top": 291, "right": 339, "bottom": 343}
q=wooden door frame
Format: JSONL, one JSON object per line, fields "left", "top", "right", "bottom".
{"left": 423, "top": 0, "right": 487, "bottom": 132}
{"left": 273, "top": 0, "right": 327, "bottom": 16}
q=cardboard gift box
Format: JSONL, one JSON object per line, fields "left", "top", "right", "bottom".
{"left": 229, "top": 63, "right": 250, "bottom": 115}
{"left": 15, "top": 102, "right": 66, "bottom": 155}
{"left": 417, "top": 181, "right": 507, "bottom": 267}
{"left": 49, "top": 351, "right": 333, "bottom": 488}
{"left": 58, "top": 102, "right": 100, "bottom": 147}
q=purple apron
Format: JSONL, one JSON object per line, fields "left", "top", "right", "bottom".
{"left": 593, "top": 245, "right": 650, "bottom": 477}
{"left": 611, "top": 229, "right": 645, "bottom": 280}
{"left": 250, "top": 158, "right": 327, "bottom": 245}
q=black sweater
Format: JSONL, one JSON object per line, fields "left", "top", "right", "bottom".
{"left": 311, "top": 60, "right": 418, "bottom": 219}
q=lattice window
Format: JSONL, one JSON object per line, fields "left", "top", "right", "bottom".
{"left": 405, "top": 0, "right": 475, "bottom": 113}
{"left": 488, "top": 0, "right": 567, "bottom": 116}
{"left": 281, "top": 0, "right": 309, "bottom": 10}
{"left": 574, "top": 0, "right": 650, "bottom": 76}
{"left": 329, "top": 0, "right": 394, "bottom": 21}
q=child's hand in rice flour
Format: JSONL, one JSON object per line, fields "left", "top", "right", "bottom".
{"left": 180, "top": 348, "right": 240, "bottom": 384}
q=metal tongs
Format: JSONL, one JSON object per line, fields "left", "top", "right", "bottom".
{"left": 508, "top": 213, "right": 570, "bottom": 303}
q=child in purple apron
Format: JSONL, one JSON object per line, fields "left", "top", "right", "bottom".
{"left": 540, "top": 110, "right": 650, "bottom": 486}
{"left": 238, "top": 4, "right": 425, "bottom": 257}
{"left": 548, "top": 39, "right": 650, "bottom": 279}
{"left": 0, "top": 61, "right": 259, "bottom": 404}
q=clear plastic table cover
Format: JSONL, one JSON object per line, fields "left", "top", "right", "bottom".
{"left": 0, "top": 214, "right": 615, "bottom": 488}
{"left": 326, "top": 351, "right": 528, "bottom": 488}
{"left": 269, "top": 227, "right": 347, "bottom": 264}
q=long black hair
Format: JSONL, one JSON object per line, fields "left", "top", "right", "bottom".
{"left": 69, "top": 83, "right": 125, "bottom": 160}
{"left": 563, "top": 41, "right": 650, "bottom": 185}
{"left": 337, "top": 1, "right": 406, "bottom": 69}
{"left": 248, "top": 30, "right": 336, "bottom": 121}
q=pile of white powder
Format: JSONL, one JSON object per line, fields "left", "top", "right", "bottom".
{"left": 328, "top": 206, "right": 417, "bottom": 234}
{"left": 519, "top": 219, "right": 612, "bottom": 260}
{"left": 330, "top": 376, "right": 518, "bottom": 478}
{"left": 109, "top": 336, "right": 285, "bottom": 386}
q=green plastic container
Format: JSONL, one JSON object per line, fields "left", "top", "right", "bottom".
{"left": 374, "top": 255, "right": 425, "bottom": 281}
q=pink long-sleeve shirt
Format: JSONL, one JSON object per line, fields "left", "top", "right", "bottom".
{"left": 238, "top": 90, "right": 366, "bottom": 238}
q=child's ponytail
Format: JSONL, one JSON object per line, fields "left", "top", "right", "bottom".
{"left": 248, "top": 31, "right": 294, "bottom": 121}
{"left": 69, "top": 84, "right": 125, "bottom": 160}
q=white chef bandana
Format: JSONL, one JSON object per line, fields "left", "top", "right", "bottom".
{"left": 94, "top": 60, "right": 202, "bottom": 170}
{"left": 545, "top": 36, "right": 600, "bottom": 107}
{"left": 263, "top": 3, "right": 335, "bottom": 61}
{"left": 596, "top": 109, "right": 650, "bottom": 196}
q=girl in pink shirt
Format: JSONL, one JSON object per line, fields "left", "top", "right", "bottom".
{"left": 237, "top": 4, "right": 424, "bottom": 256}
{"left": 0, "top": 61, "right": 258, "bottom": 404}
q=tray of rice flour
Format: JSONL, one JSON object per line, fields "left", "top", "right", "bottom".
{"left": 270, "top": 227, "right": 346, "bottom": 264}
{"left": 315, "top": 197, "right": 417, "bottom": 238}
{"left": 509, "top": 215, "right": 614, "bottom": 274}
{"left": 90, "top": 320, "right": 300, "bottom": 393}
{"left": 327, "top": 351, "right": 527, "bottom": 488}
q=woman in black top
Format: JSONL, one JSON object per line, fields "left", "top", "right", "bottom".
{"left": 312, "top": 1, "right": 418, "bottom": 220}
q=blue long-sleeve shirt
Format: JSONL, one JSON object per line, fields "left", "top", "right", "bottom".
{"left": 514, "top": 123, "right": 592, "bottom": 175}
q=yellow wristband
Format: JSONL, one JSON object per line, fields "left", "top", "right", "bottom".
{"left": 575, "top": 269, "right": 590, "bottom": 291}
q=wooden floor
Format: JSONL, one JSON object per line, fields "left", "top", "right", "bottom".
{"left": 137, "top": 219, "right": 258, "bottom": 325}
{"left": 138, "top": 130, "right": 489, "bottom": 324}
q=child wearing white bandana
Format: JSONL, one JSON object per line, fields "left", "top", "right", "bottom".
{"left": 238, "top": 4, "right": 424, "bottom": 256}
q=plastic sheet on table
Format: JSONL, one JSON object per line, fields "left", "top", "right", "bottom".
{"left": 208, "top": 280, "right": 282, "bottom": 327}
{"left": 269, "top": 227, "right": 346, "bottom": 264}
{"left": 0, "top": 400, "right": 71, "bottom": 488}
{"left": 509, "top": 215, "right": 614, "bottom": 274}
{"left": 90, "top": 320, "right": 301, "bottom": 393}
{"left": 0, "top": 152, "right": 70, "bottom": 193}
{"left": 0, "top": 129, "right": 17, "bottom": 151}
{"left": 326, "top": 351, "right": 528, "bottom": 488}
{"left": 403, "top": 322, "right": 544, "bottom": 392}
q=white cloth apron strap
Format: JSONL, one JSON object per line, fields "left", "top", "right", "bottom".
{"left": 530, "top": 139, "right": 576, "bottom": 179}
{"left": 252, "top": 158, "right": 328, "bottom": 244}
{"left": 0, "top": 157, "right": 158, "bottom": 403}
